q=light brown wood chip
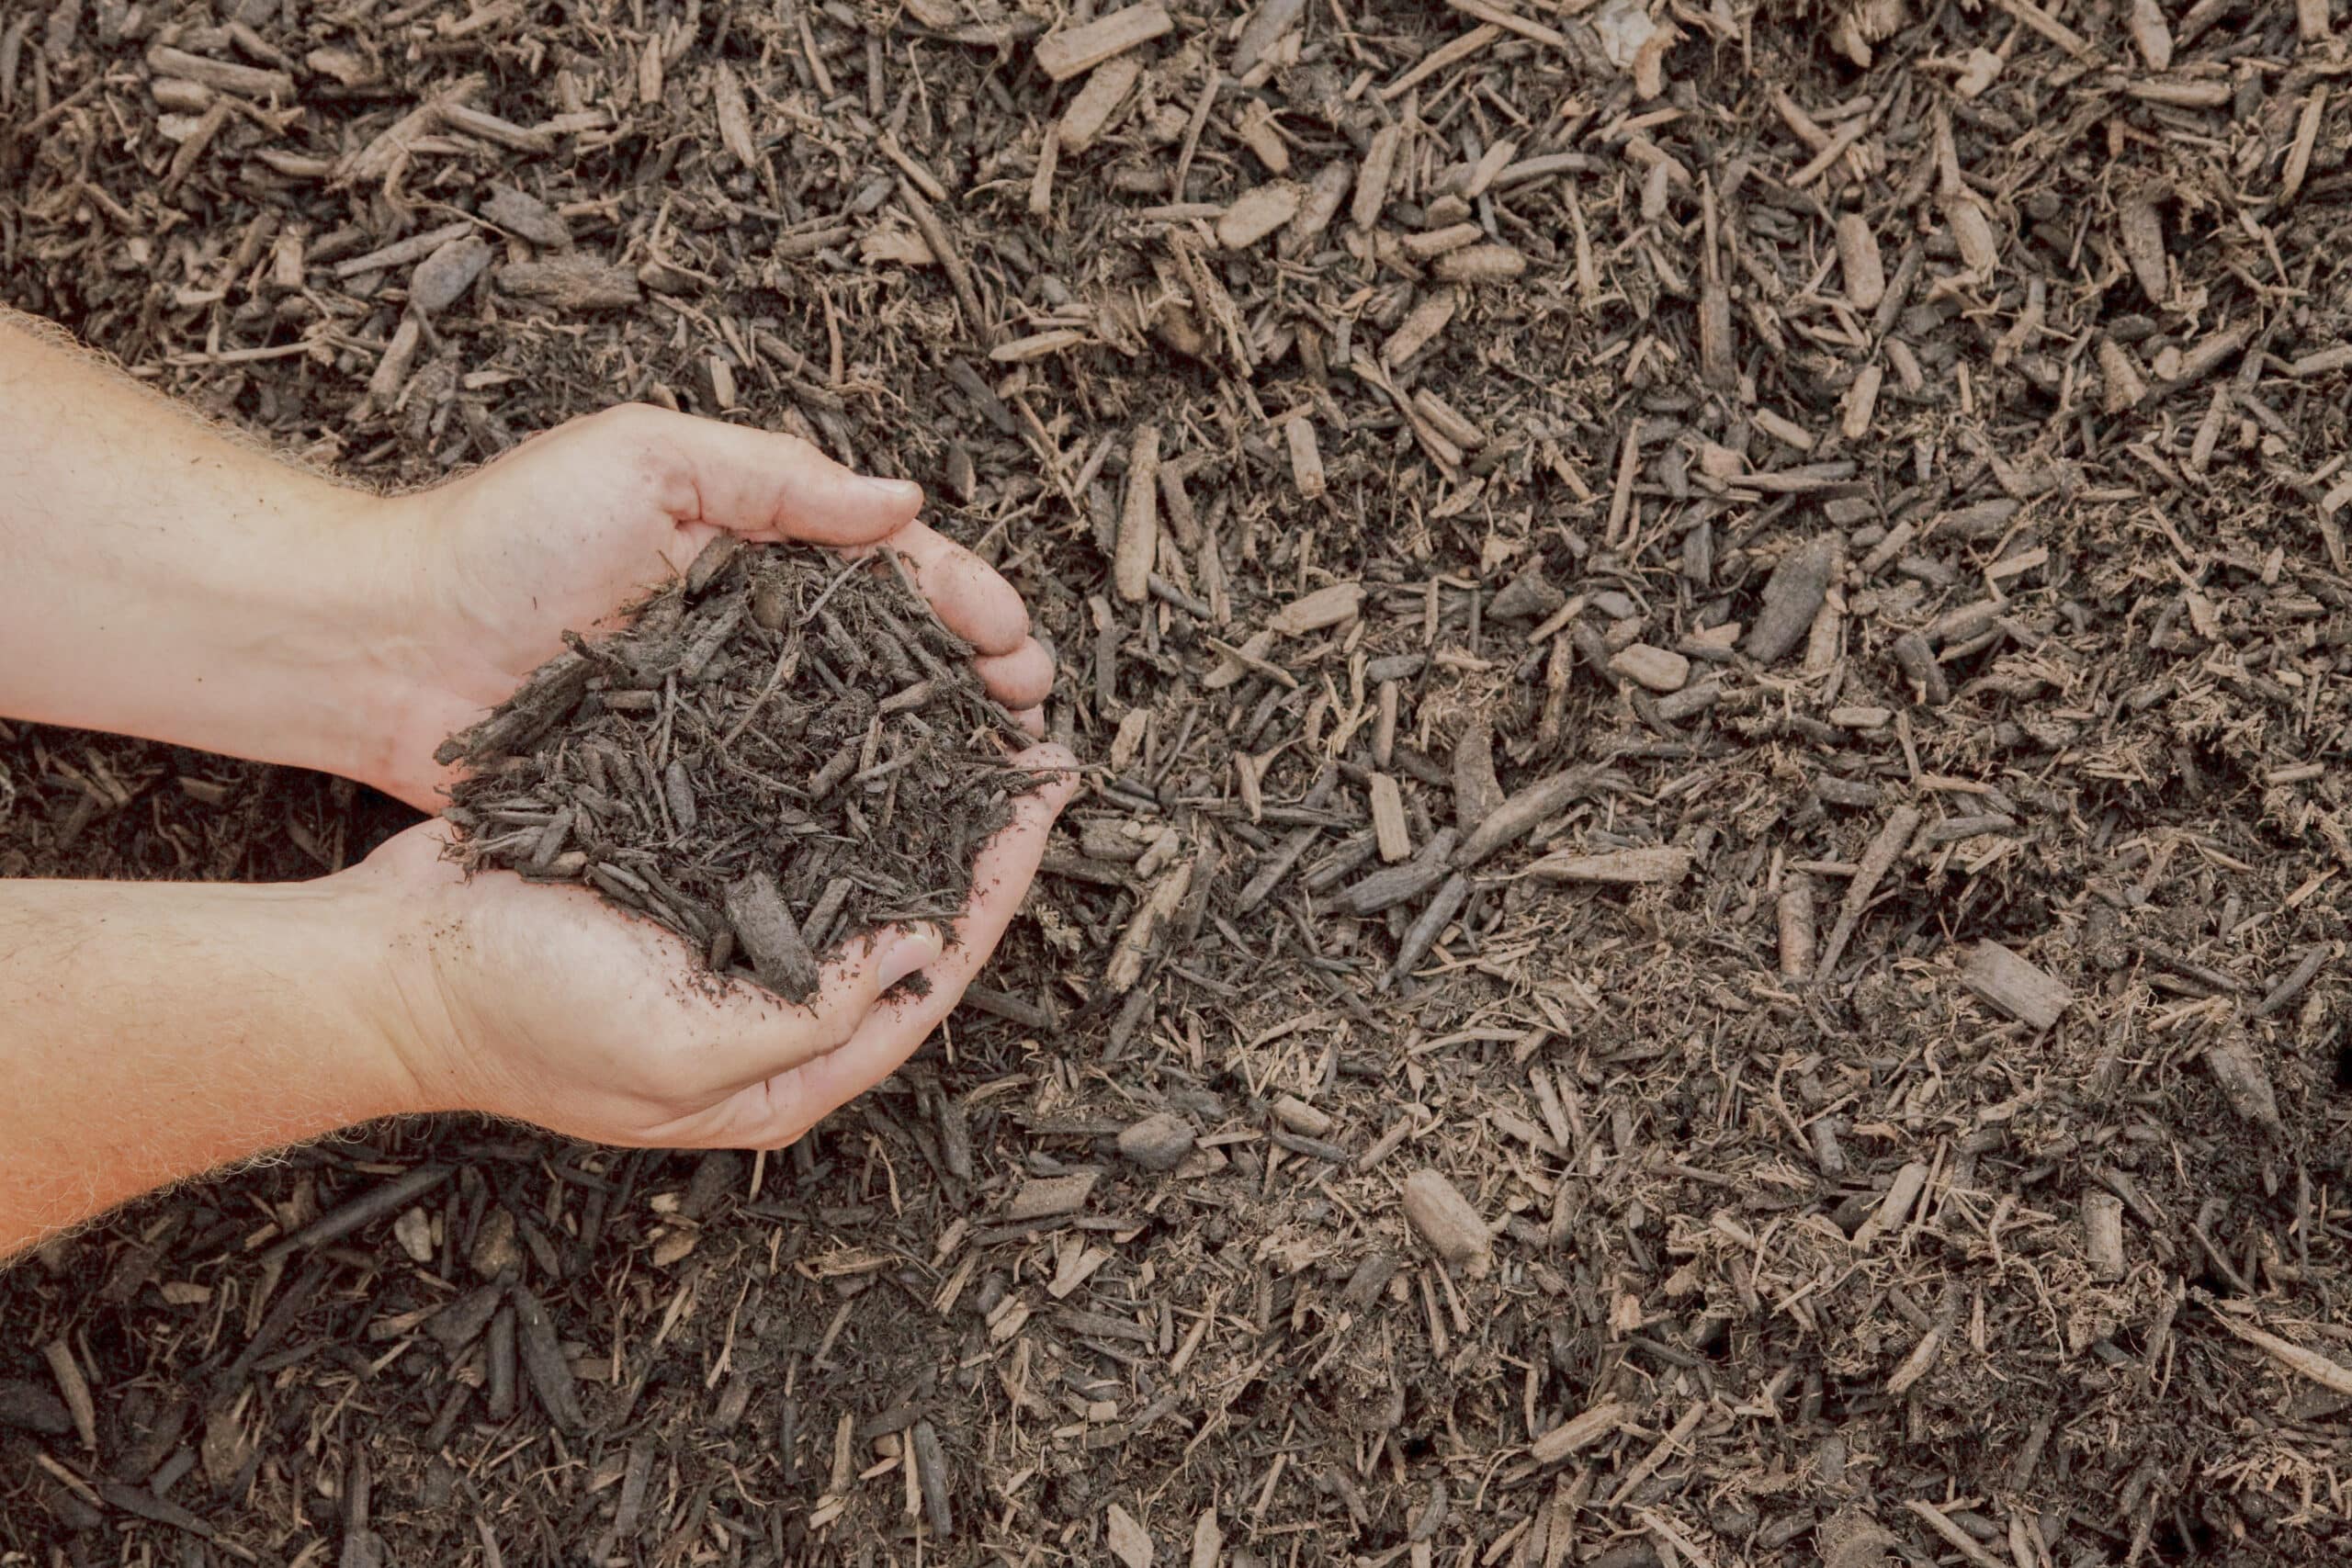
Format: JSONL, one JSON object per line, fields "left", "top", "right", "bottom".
{"left": 1962, "top": 940, "right": 2073, "bottom": 1031}
{"left": 1058, "top": 56, "right": 1140, "bottom": 152}
{"left": 1528, "top": 846, "right": 1691, "bottom": 885}
{"left": 1836, "top": 214, "right": 1884, "bottom": 309}
{"left": 1217, "top": 181, "right": 1301, "bottom": 249}
{"left": 1035, "top": 3, "right": 1171, "bottom": 82}
{"left": 1531, "top": 1401, "right": 1626, "bottom": 1465}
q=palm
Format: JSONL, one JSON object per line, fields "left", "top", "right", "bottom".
{"left": 379, "top": 450, "right": 718, "bottom": 807}
{"left": 366, "top": 754, "right": 1073, "bottom": 1150}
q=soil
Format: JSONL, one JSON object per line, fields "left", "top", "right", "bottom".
{"left": 6, "top": 0, "right": 2352, "bottom": 1564}
{"left": 441, "top": 538, "right": 1031, "bottom": 1000}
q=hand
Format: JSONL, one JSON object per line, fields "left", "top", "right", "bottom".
{"left": 363, "top": 403, "right": 1057, "bottom": 811}
{"left": 355, "top": 744, "right": 1078, "bottom": 1148}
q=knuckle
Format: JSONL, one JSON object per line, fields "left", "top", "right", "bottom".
{"left": 593, "top": 400, "right": 667, "bottom": 436}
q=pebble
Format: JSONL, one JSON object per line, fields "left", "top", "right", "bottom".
{"left": 1400, "top": 1169, "right": 1491, "bottom": 1278}
{"left": 1116, "top": 1112, "right": 1196, "bottom": 1171}
{"left": 393, "top": 1206, "right": 435, "bottom": 1265}
{"left": 470, "top": 1206, "right": 519, "bottom": 1280}
{"left": 1608, "top": 643, "right": 1690, "bottom": 693}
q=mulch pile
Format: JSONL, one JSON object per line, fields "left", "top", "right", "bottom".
{"left": 6, "top": 0, "right": 2352, "bottom": 1562}
{"left": 441, "top": 538, "right": 1030, "bottom": 999}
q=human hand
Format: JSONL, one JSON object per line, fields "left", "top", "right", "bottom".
{"left": 353, "top": 743, "right": 1078, "bottom": 1148}
{"left": 362, "top": 403, "right": 1056, "bottom": 811}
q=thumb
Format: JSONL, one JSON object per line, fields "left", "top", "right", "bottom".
{"left": 594, "top": 403, "right": 923, "bottom": 547}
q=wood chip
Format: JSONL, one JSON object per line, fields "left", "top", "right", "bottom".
{"left": 1527, "top": 846, "right": 1691, "bottom": 886}
{"left": 1059, "top": 56, "right": 1140, "bottom": 152}
{"left": 1267, "top": 581, "right": 1363, "bottom": 636}
{"left": 2204, "top": 1031, "right": 2282, "bottom": 1131}
{"left": 1232, "top": 0, "right": 1308, "bottom": 71}
{"left": 1962, "top": 940, "right": 2072, "bottom": 1032}
{"left": 1368, "top": 773, "right": 1410, "bottom": 863}
{"left": 1531, "top": 1400, "right": 1626, "bottom": 1465}
{"left": 1006, "top": 1171, "right": 1100, "bottom": 1221}
{"left": 1114, "top": 424, "right": 1161, "bottom": 604}
{"left": 1035, "top": 4, "right": 1171, "bottom": 82}
{"left": 1607, "top": 643, "right": 1689, "bottom": 693}
{"left": 2083, "top": 1191, "right": 2126, "bottom": 1281}
{"left": 1117, "top": 1113, "right": 1195, "bottom": 1170}
{"left": 1746, "top": 536, "right": 1838, "bottom": 663}
{"left": 1284, "top": 413, "right": 1326, "bottom": 500}
{"left": 2129, "top": 0, "right": 2173, "bottom": 68}
{"left": 1430, "top": 243, "right": 1526, "bottom": 283}
{"left": 726, "top": 870, "right": 819, "bottom": 1001}
{"left": 712, "top": 62, "right": 758, "bottom": 167}
{"left": 1216, "top": 181, "right": 1300, "bottom": 249}
{"left": 1836, "top": 214, "right": 1884, "bottom": 310}
{"left": 1353, "top": 124, "right": 1402, "bottom": 230}
{"left": 498, "top": 254, "right": 642, "bottom": 310}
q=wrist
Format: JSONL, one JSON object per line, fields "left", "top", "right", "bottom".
{"left": 237, "top": 487, "right": 445, "bottom": 798}
{"left": 315, "top": 856, "right": 456, "bottom": 1122}
{"left": 0, "top": 873, "right": 436, "bottom": 1249}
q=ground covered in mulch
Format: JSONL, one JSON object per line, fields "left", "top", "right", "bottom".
{"left": 6, "top": 0, "right": 2352, "bottom": 1562}
{"left": 442, "top": 538, "right": 1031, "bottom": 1000}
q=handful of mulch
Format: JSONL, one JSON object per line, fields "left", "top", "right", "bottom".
{"left": 436, "top": 537, "right": 1035, "bottom": 1002}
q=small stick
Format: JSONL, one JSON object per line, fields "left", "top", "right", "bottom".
{"left": 895, "top": 178, "right": 989, "bottom": 342}
{"left": 1384, "top": 873, "right": 1469, "bottom": 993}
{"left": 1814, "top": 807, "right": 1920, "bottom": 979}
{"left": 1901, "top": 1500, "right": 2008, "bottom": 1568}
{"left": 260, "top": 1165, "right": 450, "bottom": 1263}
{"left": 718, "top": 637, "right": 803, "bottom": 749}
{"left": 1114, "top": 424, "right": 1161, "bottom": 604}
{"left": 2256, "top": 945, "right": 2329, "bottom": 1018}
{"left": 2206, "top": 1300, "right": 2352, "bottom": 1395}
{"left": 1777, "top": 873, "right": 1816, "bottom": 981}
{"left": 1453, "top": 767, "right": 1597, "bottom": 868}
{"left": 43, "top": 1342, "right": 96, "bottom": 1451}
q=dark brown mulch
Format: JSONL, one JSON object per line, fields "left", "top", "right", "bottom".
{"left": 443, "top": 538, "right": 1032, "bottom": 999}
{"left": 6, "top": 0, "right": 2352, "bottom": 1562}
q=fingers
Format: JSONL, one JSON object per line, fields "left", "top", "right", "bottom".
{"left": 974, "top": 637, "right": 1056, "bottom": 710}
{"left": 596, "top": 403, "right": 923, "bottom": 547}
{"left": 700, "top": 922, "right": 943, "bottom": 1089}
{"left": 723, "top": 745, "right": 1080, "bottom": 1145}
{"left": 861, "top": 520, "right": 1030, "bottom": 656}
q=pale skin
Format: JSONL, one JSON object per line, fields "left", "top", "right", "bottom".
{"left": 0, "top": 317, "right": 1077, "bottom": 1257}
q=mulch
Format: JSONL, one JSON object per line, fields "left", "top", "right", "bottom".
{"left": 442, "top": 537, "right": 1033, "bottom": 1000}
{"left": 5, "top": 0, "right": 2352, "bottom": 1562}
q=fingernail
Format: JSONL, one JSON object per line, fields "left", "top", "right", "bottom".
{"left": 860, "top": 475, "right": 921, "bottom": 503}
{"left": 877, "top": 930, "right": 943, "bottom": 989}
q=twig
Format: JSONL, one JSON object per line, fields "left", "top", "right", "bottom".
{"left": 1902, "top": 1500, "right": 2007, "bottom": 1568}
{"left": 1815, "top": 807, "right": 1921, "bottom": 978}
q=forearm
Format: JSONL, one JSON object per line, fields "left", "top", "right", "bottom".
{"left": 0, "top": 314, "right": 424, "bottom": 787}
{"left": 0, "top": 875, "right": 424, "bottom": 1256}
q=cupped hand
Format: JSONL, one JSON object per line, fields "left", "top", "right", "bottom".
{"left": 356, "top": 744, "right": 1078, "bottom": 1148}
{"left": 364, "top": 403, "right": 1056, "bottom": 812}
